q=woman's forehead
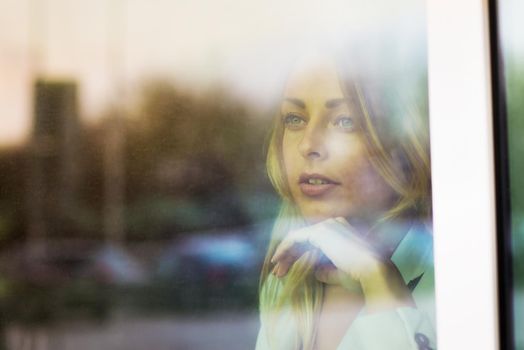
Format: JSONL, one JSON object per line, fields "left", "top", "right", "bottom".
{"left": 284, "top": 55, "right": 344, "bottom": 100}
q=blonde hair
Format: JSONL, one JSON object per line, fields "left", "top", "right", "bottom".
{"left": 258, "top": 67, "right": 431, "bottom": 349}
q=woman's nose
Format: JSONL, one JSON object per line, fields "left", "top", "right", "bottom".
{"left": 298, "top": 125, "right": 327, "bottom": 160}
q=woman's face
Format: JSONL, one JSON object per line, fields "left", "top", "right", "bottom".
{"left": 281, "top": 57, "right": 395, "bottom": 225}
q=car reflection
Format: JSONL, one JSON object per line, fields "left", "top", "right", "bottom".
{"left": 158, "top": 230, "right": 260, "bottom": 282}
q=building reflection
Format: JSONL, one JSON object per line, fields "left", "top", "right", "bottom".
{"left": 0, "top": 77, "right": 276, "bottom": 349}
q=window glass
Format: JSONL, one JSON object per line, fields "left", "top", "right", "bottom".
{"left": 498, "top": 0, "right": 524, "bottom": 348}
{"left": 0, "top": 1, "right": 436, "bottom": 349}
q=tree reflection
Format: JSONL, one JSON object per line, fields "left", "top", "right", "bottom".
{"left": 0, "top": 78, "right": 278, "bottom": 347}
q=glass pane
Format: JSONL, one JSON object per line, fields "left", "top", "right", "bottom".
{"left": 498, "top": 0, "right": 524, "bottom": 348}
{"left": 0, "top": 1, "right": 436, "bottom": 349}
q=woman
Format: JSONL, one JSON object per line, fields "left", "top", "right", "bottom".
{"left": 255, "top": 54, "right": 435, "bottom": 350}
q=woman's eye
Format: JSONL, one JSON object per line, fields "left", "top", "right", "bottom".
{"left": 334, "top": 116, "right": 355, "bottom": 131}
{"left": 283, "top": 114, "right": 306, "bottom": 129}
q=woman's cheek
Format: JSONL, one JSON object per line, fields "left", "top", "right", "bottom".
{"left": 283, "top": 139, "right": 301, "bottom": 178}
{"left": 349, "top": 160, "right": 395, "bottom": 211}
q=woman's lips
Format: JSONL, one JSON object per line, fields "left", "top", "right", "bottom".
{"left": 298, "top": 173, "right": 340, "bottom": 197}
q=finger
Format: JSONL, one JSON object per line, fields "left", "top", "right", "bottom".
{"left": 306, "top": 221, "right": 358, "bottom": 269}
{"left": 274, "top": 254, "right": 298, "bottom": 277}
{"left": 271, "top": 230, "right": 309, "bottom": 263}
{"left": 271, "top": 238, "right": 294, "bottom": 263}
{"left": 306, "top": 219, "right": 380, "bottom": 277}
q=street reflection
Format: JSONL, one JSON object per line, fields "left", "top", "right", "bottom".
{"left": 0, "top": 77, "right": 276, "bottom": 349}
{"left": 0, "top": 1, "right": 430, "bottom": 349}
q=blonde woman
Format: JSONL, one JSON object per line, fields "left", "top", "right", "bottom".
{"left": 255, "top": 55, "right": 435, "bottom": 350}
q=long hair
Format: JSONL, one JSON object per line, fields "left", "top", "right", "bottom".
{"left": 258, "top": 65, "right": 431, "bottom": 350}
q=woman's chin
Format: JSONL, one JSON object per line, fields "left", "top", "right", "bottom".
{"left": 299, "top": 209, "right": 350, "bottom": 224}
{"left": 299, "top": 206, "right": 377, "bottom": 232}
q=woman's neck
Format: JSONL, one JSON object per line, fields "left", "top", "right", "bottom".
{"left": 314, "top": 284, "right": 364, "bottom": 350}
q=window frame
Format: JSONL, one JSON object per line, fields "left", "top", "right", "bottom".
{"left": 427, "top": 0, "right": 501, "bottom": 348}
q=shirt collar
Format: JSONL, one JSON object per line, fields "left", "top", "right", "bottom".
{"left": 391, "top": 222, "right": 434, "bottom": 284}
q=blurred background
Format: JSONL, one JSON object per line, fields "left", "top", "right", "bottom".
{"left": 0, "top": 0, "right": 426, "bottom": 349}
{"left": 500, "top": 0, "right": 524, "bottom": 348}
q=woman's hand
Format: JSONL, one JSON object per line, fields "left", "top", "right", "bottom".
{"left": 271, "top": 217, "right": 376, "bottom": 281}
{"left": 271, "top": 217, "right": 414, "bottom": 312}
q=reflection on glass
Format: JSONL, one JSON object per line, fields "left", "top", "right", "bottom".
{"left": 499, "top": 0, "right": 524, "bottom": 348}
{"left": 0, "top": 1, "right": 434, "bottom": 349}
{"left": 256, "top": 47, "right": 434, "bottom": 349}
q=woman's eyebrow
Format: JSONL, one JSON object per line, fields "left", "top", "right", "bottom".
{"left": 284, "top": 98, "right": 306, "bottom": 109}
{"left": 325, "top": 98, "right": 347, "bottom": 109}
